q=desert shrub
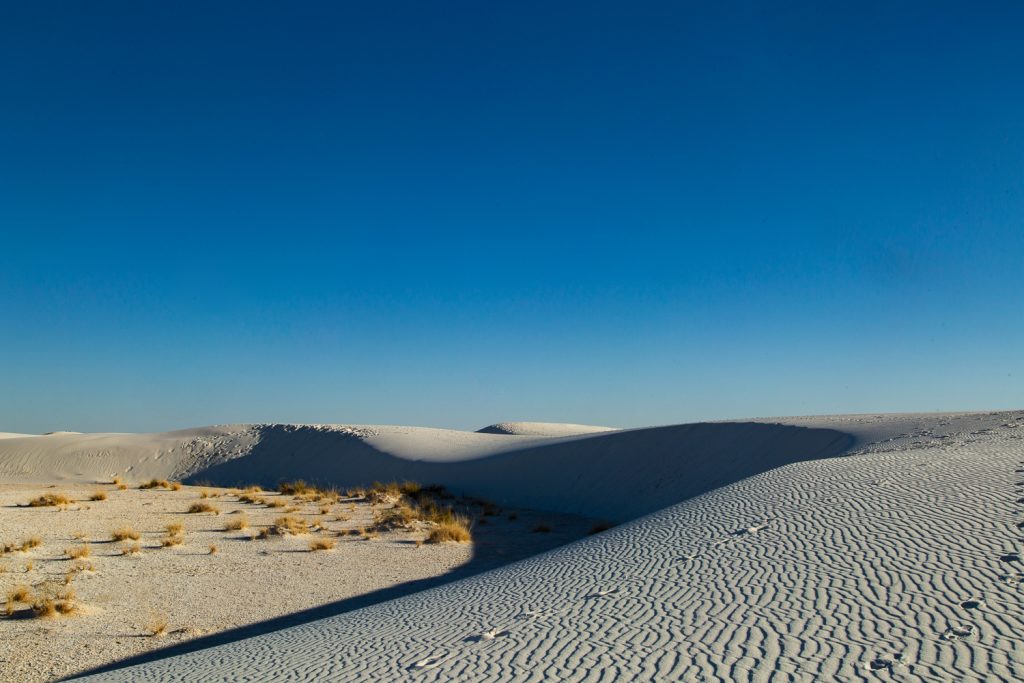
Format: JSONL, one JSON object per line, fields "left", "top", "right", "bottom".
{"left": 309, "top": 538, "right": 336, "bottom": 551}
{"left": 223, "top": 514, "right": 249, "bottom": 531}
{"left": 66, "top": 545, "right": 90, "bottom": 560}
{"left": 426, "top": 517, "right": 472, "bottom": 544}
{"left": 28, "top": 493, "right": 71, "bottom": 507}
{"left": 270, "top": 515, "right": 309, "bottom": 535}
{"left": 187, "top": 502, "right": 219, "bottom": 514}
{"left": 139, "top": 479, "right": 170, "bottom": 490}
{"left": 89, "top": 491, "right": 108, "bottom": 501}
{"left": 111, "top": 527, "right": 140, "bottom": 542}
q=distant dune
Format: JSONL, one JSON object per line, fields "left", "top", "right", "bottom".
{"left": 476, "top": 422, "right": 616, "bottom": 436}
{"left": 6, "top": 411, "right": 1017, "bottom": 681}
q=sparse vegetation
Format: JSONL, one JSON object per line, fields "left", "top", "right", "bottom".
{"left": 309, "top": 538, "right": 336, "bottom": 551}
{"left": 112, "top": 527, "right": 141, "bottom": 542}
{"left": 166, "top": 522, "right": 185, "bottom": 536}
{"left": 27, "top": 493, "right": 72, "bottom": 507}
{"left": 66, "top": 545, "right": 91, "bottom": 560}
{"left": 145, "top": 614, "right": 168, "bottom": 637}
{"left": 116, "top": 483, "right": 128, "bottom": 490}
{"left": 425, "top": 517, "right": 472, "bottom": 544}
{"left": 89, "top": 491, "right": 108, "bottom": 501}
{"left": 122, "top": 542, "right": 142, "bottom": 555}
{"left": 187, "top": 502, "right": 219, "bottom": 514}
{"left": 169, "top": 481, "right": 182, "bottom": 491}
{"left": 208, "top": 544, "right": 218, "bottom": 555}
{"left": 270, "top": 515, "right": 309, "bottom": 535}
{"left": 223, "top": 514, "right": 249, "bottom": 531}
{"left": 139, "top": 479, "right": 171, "bottom": 490}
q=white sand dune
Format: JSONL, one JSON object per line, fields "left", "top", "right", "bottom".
{"left": 476, "top": 422, "right": 617, "bottom": 436}
{"left": 7, "top": 412, "right": 1019, "bottom": 681}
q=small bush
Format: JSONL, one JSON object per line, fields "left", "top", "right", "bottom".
{"left": 426, "top": 517, "right": 472, "bottom": 544}
{"left": 139, "top": 479, "right": 170, "bottom": 490}
{"left": 271, "top": 515, "right": 309, "bottom": 535}
{"left": 166, "top": 522, "right": 185, "bottom": 536}
{"left": 169, "top": 482, "right": 182, "bottom": 491}
{"left": 278, "top": 480, "right": 310, "bottom": 495}
{"left": 145, "top": 614, "right": 168, "bottom": 637}
{"left": 122, "top": 543, "right": 142, "bottom": 555}
{"left": 223, "top": 514, "right": 249, "bottom": 531}
{"left": 309, "top": 538, "right": 336, "bottom": 551}
{"left": 112, "top": 527, "right": 141, "bottom": 541}
{"left": 89, "top": 491, "right": 108, "bottom": 501}
{"left": 28, "top": 493, "right": 71, "bottom": 507}
{"left": 21, "top": 536, "right": 43, "bottom": 551}
{"left": 116, "top": 483, "right": 128, "bottom": 490}
{"left": 187, "top": 502, "right": 219, "bottom": 514}
{"left": 208, "top": 544, "right": 218, "bottom": 555}
{"left": 161, "top": 534, "right": 183, "bottom": 548}
{"left": 66, "top": 545, "right": 90, "bottom": 560}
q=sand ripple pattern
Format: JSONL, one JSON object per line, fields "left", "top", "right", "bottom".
{"left": 77, "top": 413, "right": 1024, "bottom": 682}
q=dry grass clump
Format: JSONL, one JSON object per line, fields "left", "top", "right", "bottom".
{"left": 111, "top": 526, "right": 141, "bottom": 542}
{"left": 162, "top": 522, "right": 185, "bottom": 547}
{"left": 256, "top": 528, "right": 271, "bottom": 540}
{"left": 309, "top": 538, "right": 336, "bottom": 551}
{"left": 31, "top": 581, "right": 78, "bottom": 618}
{"left": 270, "top": 515, "right": 309, "bottom": 535}
{"left": 2, "top": 536, "right": 44, "bottom": 555}
{"left": 238, "top": 493, "right": 265, "bottom": 505}
{"left": 116, "top": 483, "right": 128, "bottom": 490}
{"left": 169, "top": 482, "right": 182, "bottom": 491}
{"left": 66, "top": 545, "right": 91, "bottom": 560}
{"left": 6, "top": 584, "right": 32, "bottom": 615}
{"left": 89, "top": 491, "right": 108, "bottom": 501}
{"left": 122, "top": 542, "right": 142, "bottom": 556}
{"left": 199, "top": 489, "right": 212, "bottom": 499}
{"left": 27, "top": 493, "right": 72, "bottom": 507}
{"left": 266, "top": 498, "right": 286, "bottom": 508}
{"left": 187, "top": 502, "right": 220, "bottom": 514}
{"left": 223, "top": 514, "right": 249, "bottom": 531}
{"left": 145, "top": 614, "right": 168, "bottom": 637}
{"left": 278, "top": 480, "right": 311, "bottom": 495}
{"left": 208, "top": 544, "right": 218, "bottom": 555}
{"left": 425, "top": 517, "right": 472, "bottom": 544}
{"left": 139, "top": 479, "right": 171, "bottom": 490}
{"left": 111, "top": 476, "right": 122, "bottom": 485}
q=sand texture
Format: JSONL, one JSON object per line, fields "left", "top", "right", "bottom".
{"left": 0, "top": 413, "right": 1019, "bottom": 681}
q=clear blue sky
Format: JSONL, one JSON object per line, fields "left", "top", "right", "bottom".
{"left": 2, "top": 2, "right": 1022, "bottom": 433}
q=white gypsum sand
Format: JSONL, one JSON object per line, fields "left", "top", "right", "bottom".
{"left": 1, "top": 412, "right": 1020, "bottom": 681}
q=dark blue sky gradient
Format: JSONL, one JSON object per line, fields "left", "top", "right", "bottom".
{"left": 2, "top": 2, "right": 1022, "bottom": 432}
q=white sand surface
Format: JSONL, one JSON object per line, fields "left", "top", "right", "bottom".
{"left": 476, "top": 422, "right": 616, "bottom": 436}
{"left": 1, "top": 413, "right": 1019, "bottom": 681}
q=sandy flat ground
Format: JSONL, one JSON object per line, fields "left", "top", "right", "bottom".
{"left": 0, "top": 482, "right": 593, "bottom": 682}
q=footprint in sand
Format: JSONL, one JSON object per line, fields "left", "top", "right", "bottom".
{"left": 959, "top": 599, "right": 984, "bottom": 610}
{"left": 585, "top": 588, "right": 620, "bottom": 599}
{"left": 410, "top": 654, "right": 448, "bottom": 670}
{"left": 999, "top": 553, "right": 1020, "bottom": 563}
{"left": 466, "top": 628, "right": 510, "bottom": 642}
{"left": 941, "top": 625, "right": 975, "bottom": 641}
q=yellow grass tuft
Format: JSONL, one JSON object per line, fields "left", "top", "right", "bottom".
{"left": 271, "top": 515, "right": 309, "bottom": 535}
{"left": 426, "top": 517, "right": 472, "bottom": 544}
{"left": 112, "top": 527, "right": 141, "bottom": 542}
{"left": 145, "top": 614, "right": 168, "bottom": 637}
{"left": 223, "top": 514, "right": 249, "bottom": 531}
{"left": 309, "top": 538, "right": 336, "bottom": 551}
{"left": 187, "top": 502, "right": 219, "bottom": 514}
{"left": 139, "top": 479, "right": 171, "bottom": 490}
{"left": 165, "top": 522, "right": 185, "bottom": 536}
{"left": 28, "top": 493, "right": 71, "bottom": 507}
{"left": 116, "top": 483, "right": 128, "bottom": 490}
{"left": 169, "top": 482, "right": 182, "bottom": 491}
{"left": 89, "top": 491, "right": 108, "bottom": 501}
{"left": 208, "top": 544, "right": 218, "bottom": 555}
{"left": 122, "top": 542, "right": 142, "bottom": 556}
{"left": 66, "top": 545, "right": 90, "bottom": 560}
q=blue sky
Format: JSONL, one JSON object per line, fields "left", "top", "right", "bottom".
{"left": 2, "top": 2, "right": 1022, "bottom": 433}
